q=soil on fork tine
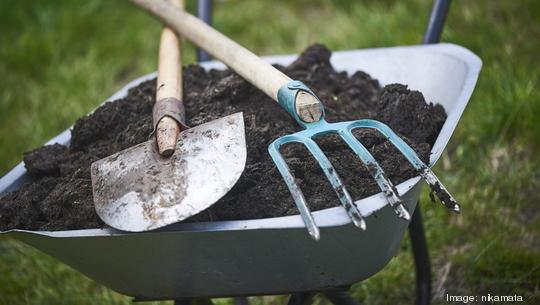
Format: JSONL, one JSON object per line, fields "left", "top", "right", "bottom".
{"left": 0, "top": 44, "right": 447, "bottom": 231}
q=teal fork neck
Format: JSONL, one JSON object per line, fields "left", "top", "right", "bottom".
{"left": 277, "top": 80, "right": 326, "bottom": 129}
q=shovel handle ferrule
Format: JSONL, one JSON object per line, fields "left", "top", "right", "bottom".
{"left": 277, "top": 81, "right": 325, "bottom": 128}
{"left": 153, "top": 97, "right": 188, "bottom": 131}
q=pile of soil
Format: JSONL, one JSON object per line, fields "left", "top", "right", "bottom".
{"left": 0, "top": 44, "right": 446, "bottom": 231}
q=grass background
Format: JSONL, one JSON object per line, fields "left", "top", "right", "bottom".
{"left": 0, "top": 0, "right": 539, "bottom": 304}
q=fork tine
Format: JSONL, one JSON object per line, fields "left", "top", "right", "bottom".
{"left": 357, "top": 120, "right": 461, "bottom": 213}
{"left": 268, "top": 138, "right": 320, "bottom": 240}
{"left": 302, "top": 138, "right": 367, "bottom": 230}
{"left": 421, "top": 168, "right": 460, "bottom": 212}
{"left": 339, "top": 130, "right": 411, "bottom": 220}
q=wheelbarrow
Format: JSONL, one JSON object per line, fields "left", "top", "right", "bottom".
{"left": 0, "top": 42, "right": 481, "bottom": 301}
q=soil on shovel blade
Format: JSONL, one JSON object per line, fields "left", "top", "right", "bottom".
{"left": 0, "top": 44, "right": 446, "bottom": 231}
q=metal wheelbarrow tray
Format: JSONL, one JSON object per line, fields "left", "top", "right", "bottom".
{"left": 0, "top": 43, "right": 481, "bottom": 301}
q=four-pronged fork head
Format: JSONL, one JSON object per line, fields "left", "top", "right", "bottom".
{"left": 269, "top": 80, "right": 459, "bottom": 240}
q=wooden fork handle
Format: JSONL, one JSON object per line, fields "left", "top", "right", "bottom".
{"left": 131, "top": 0, "right": 324, "bottom": 117}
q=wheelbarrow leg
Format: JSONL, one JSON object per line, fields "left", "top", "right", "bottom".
{"left": 323, "top": 291, "right": 362, "bottom": 305}
{"left": 194, "top": 299, "right": 215, "bottom": 305}
{"left": 409, "top": 207, "right": 431, "bottom": 305}
{"left": 287, "top": 292, "right": 316, "bottom": 305}
{"left": 234, "top": 297, "right": 250, "bottom": 305}
{"left": 174, "top": 298, "right": 214, "bottom": 305}
{"left": 174, "top": 298, "right": 193, "bottom": 305}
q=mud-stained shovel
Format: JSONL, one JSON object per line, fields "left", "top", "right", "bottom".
{"left": 90, "top": 0, "right": 246, "bottom": 232}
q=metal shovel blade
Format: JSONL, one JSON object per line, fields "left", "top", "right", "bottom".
{"left": 90, "top": 113, "right": 246, "bottom": 232}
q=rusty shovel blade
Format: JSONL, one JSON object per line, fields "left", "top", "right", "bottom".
{"left": 90, "top": 113, "right": 246, "bottom": 232}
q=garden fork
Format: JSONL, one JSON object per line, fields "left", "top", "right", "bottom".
{"left": 269, "top": 82, "right": 459, "bottom": 239}
{"left": 132, "top": 0, "right": 460, "bottom": 240}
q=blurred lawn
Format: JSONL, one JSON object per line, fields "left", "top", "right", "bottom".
{"left": 1, "top": 0, "right": 539, "bottom": 304}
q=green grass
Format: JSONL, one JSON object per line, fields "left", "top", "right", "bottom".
{"left": 1, "top": 0, "right": 539, "bottom": 304}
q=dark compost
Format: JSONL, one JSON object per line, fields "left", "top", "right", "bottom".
{"left": 0, "top": 44, "right": 446, "bottom": 231}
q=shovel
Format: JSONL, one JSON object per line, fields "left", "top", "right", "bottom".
{"left": 131, "top": 0, "right": 460, "bottom": 240}
{"left": 90, "top": 0, "right": 246, "bottom": 232}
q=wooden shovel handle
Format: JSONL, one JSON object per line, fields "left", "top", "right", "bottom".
{"left": 132, "top": 0, "right": 292, "bottom": 102}
{"left": 155, "top": 0, "right": 184, "bottom": 156}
